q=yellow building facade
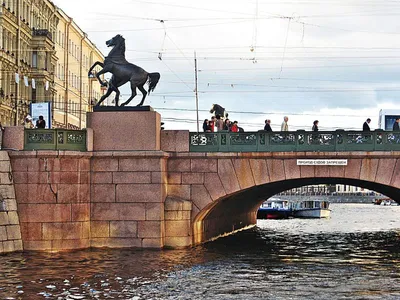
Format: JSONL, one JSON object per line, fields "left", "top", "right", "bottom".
{"left": 54, "top": 8, "right": 104, "bottom": 129}
{"left": 0, "top": 0, "right": 104, "bottom": 128}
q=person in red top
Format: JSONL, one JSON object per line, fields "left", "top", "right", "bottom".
{"left": 209, "top": 116, "right": 216, "bottom": 132}
{"left": 231, "top": 121, "right": 239, "bottom": 132}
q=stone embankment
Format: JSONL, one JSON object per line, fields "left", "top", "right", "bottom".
{"left": 0, "top": 151, "right": 22, "bottom": 253}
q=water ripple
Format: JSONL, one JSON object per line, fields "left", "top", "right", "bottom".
{"left": 0, "top": 204, "right": 399, "bottom": 299}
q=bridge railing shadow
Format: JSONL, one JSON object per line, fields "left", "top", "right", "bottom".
{"left": 189, "top": 130, "right": 400, "bottom": 152}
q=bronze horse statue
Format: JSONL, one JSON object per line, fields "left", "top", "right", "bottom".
{"left": 88, "top": 34, "right": 160, "bottom": 106}
{"left": 210, "top": 104, "right": 228, "bottom": 119}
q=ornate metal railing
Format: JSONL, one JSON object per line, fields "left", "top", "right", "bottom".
{"left": 24, "top": 129, "right": 87, "bottom": 151}
{"left": 189, "top": 130, "right": 400, "bottom": 152}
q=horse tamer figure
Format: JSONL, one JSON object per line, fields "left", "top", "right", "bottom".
{"left": 88, "top": 34, "right": 160, "bottom": 107}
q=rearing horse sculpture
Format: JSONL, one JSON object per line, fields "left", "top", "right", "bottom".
{"left": 210, "top": 104, "right": 228, "bottom": 119}
{"left": 88, "top": 34, "right": 160, "bottom": 107}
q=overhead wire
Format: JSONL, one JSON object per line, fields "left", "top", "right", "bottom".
{"left": 48, "top": 0, "right": 400, "bottom": 125}
{"left": 279, "top": 17, "right": 292, "bottom": 77}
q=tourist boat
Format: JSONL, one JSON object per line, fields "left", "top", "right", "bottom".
{"left": 292, "top": 200, "right": 331, "bottom": 218}
{"left": 257, "top": 198, "right": 293, "bottom": 219}
{"left": 373, "top": 198, "right": 397, "bottom": 206}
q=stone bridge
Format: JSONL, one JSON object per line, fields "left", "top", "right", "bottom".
{"left": 0, "top": 109, "right": 399, "bottom": 253}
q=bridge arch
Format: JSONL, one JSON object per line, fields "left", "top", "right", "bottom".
{"left": 193, "top": 177, "right": 400, "bottom": 244}
{"left": 182, "top": 154, "right": 400, "bottom": 245}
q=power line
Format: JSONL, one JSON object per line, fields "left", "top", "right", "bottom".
{"left": 160, "top": 117, "right": 363, "bottom": 131}
{"left": 155, "top": 107, "right": 372, "bottom": 117}
{"left": 86, "top": 19, "right": 252, "bottom": 33}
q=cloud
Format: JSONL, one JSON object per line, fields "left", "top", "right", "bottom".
{"left": 54, "top": 0, "right": 400, "bottom": 131}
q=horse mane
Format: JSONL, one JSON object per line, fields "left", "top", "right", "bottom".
{"left": 119, "top": 40, "right": 126, "bottom": 54}
{"left": 115, "top": 35, "right": 126, "bottom": 53}
{"left": 107, "top": 35, "right": 127, "bottom": 61}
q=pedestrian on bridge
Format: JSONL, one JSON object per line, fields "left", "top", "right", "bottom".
{"left": 215, "top": 115, "right": 224, "bottom": 132}
{"left": 203, "top": 119, "right": 210, "bottom": 132}
{"left": 23, "top": 115, "right": 34, "bottom": 129}
{"left": 209, "top": 117, "right": 216, "bottom": 132}
{"left": 281, "top": 116, "right": 289, "bottom": 131}
{"left": 223, "top": 119, "right": 231, "bottom": 131}
{"left": 312, "top": 120, "right": 319, "bottom": 132}
{"left": 264, "top": 119, "right": 272, "bottom": 131}
{"left": 35, "top": 115, "right": 46, "bottom": 129}
{"left": 363, "top": 118, "right": 371, "bottom": 131}
{"left": 231, "top": 121, "right": 239, "bottom": 132}
{"left": 393, "top": 117, "right": 400, "bottom": 131}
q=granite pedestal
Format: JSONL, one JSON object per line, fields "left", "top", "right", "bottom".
{"left": 87, "top": 106, "right": 161, "bottom": 151}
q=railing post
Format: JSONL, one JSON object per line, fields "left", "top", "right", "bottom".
{"left": 374, "top": 129, "right": 385, "bottom": 151}
{"left": 335, "top": 129, "right": 345, "bottom": 151}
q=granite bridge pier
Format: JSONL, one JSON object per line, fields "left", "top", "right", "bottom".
{"left": 0, "top": 108, "right": 399, "bottom": 253}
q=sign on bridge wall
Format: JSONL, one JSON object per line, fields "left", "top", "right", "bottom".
{"left": 297, "top": 159, "right": 348, "bottom": 166}
{"left": 30, "top": 102, "right": 52, "bottom": 129}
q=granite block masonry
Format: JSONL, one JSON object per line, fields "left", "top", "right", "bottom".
{"left": 2, "top": 109, "right": 399, "bottom": 252}
{"left": 0, "top": 151, "right": 22, "bottom": 253}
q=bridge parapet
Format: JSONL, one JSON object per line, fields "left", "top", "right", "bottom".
{"left": 190, "top": 130, "right": 400, "bottom": 152}
{"left": 1, "top": 127, "right": 93, "bottom": 152}
{"left": 24, "top": 129, "right": 90, "bottom": 151}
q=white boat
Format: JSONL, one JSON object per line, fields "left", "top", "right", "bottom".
{"left": 373, "top": 198, "right": 397, "bottom": 206}
{"left": 293, "top": 200, "right": 331, "bottom": 218}
{"left": 257, "top": 198, "right": 293, "bottom": 219}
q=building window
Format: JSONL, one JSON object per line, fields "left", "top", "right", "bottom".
{"left": 32, "top": 51, "right": 37, "bottom": 68}
{"left": 45, "top": 53, "right": 48, "bottom": 70}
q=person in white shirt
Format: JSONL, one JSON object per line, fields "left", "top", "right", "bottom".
{"left": 281, "top": 116, "right": 289, "bottom": 131}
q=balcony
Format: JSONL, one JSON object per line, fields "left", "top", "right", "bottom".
{"left": 32, "top": 29, "right": 52, "bottom": 41}
{"left": 0, "top": 5, "right": 17, "bottom": 23}
{"left": 0, "top": 48, "right": 16, "bottom": 64}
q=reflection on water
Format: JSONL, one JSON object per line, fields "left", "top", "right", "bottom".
{"left": 0, "top": 204, "right": 400, "bottom": 299}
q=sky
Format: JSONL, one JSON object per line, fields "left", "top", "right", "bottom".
{"left": 54, "top": 0, "right": 400, "bottom": 131}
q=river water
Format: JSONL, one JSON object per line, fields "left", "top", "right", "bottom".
{"left": 1, "top": 203, "right": 400, "bottom": 300}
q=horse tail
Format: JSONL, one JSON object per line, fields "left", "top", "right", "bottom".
{"left": 148, "top": 72, "right": 160, "bottom": 94}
